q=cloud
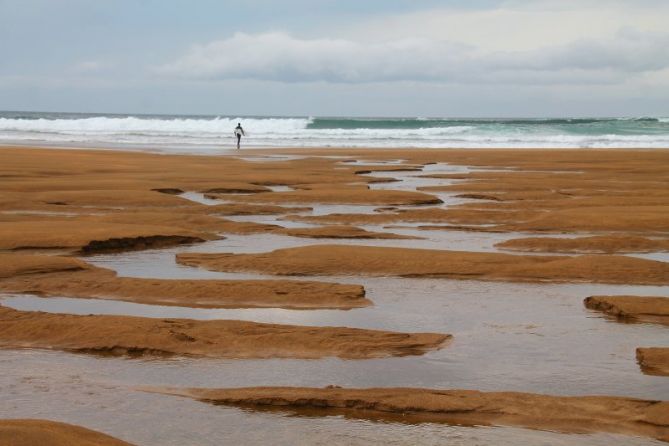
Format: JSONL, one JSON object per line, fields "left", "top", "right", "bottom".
{"left": 157, "top": 32, "right": 471, "bottom": 83}
{"left": 344, "top": 0, "right": 669, "bottom": 52}
{"left": 157, "top": 29, "right": 669, "bottom": 85}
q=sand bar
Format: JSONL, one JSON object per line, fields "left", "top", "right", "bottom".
{"left": 0, "top": 419, "right": 134, "bottom": 446}
{"left": 0, "top": 306, "right": 448, "bottom": 359}
{"left": 0, "top": 253, "right": 88, "bottom": 278}
{"left": 0, "top": 220, "right": 212, "bottom": 252}
{"left": 148, "top": 386, "right": 669, "bottom": 442}
{"left": 277, "top": 225, "right": 419, "bottom": 240}
{"left": 286, "top": 205, "right": 669, "bottom": 233}
{"left": 218, "top": 188, "right": 442, "bottom": 206}
{"left": 0, "top": 253, "right": 369, "bottom": 310}
{"left": 584, "top": 296, "right": 669, "bottom": 325}
{"left": 497, "top": 236, "right": 669, "bottom": 254}
{"left": 176, "top": 245, "right": 669, "bottom": 285}
{"left": 0, "top": 266, "right": 369, "bottom": 310}
{"left": 637, "top": 348, "right": 669, "bottom": 377}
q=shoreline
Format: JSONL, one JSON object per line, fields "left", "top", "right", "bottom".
{"left": 3, "top": 141, "right": 668, "bottom": 156}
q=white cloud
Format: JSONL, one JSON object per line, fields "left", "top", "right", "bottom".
{"left": 157, "top": 32, "right": 471, "bottom": 83}
{"left": 157, "top": 29, "right": 669, "bottom": 85}
{"left": 344, "top": 0, "right": 669, "bottom": 52}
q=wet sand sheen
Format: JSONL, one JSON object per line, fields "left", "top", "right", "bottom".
{"left": 0, "top": 254, "right": 369, "bottom": 310}
{"left": 2, "top": 146, "right": 669, "bottom": 445}
{"left": 176, "top": 244, "right": 669, "bottom": 285}
{"left": 0, "top": 306, "right": 449, "bottom": 359}
{"left": 0, "top": 419, "right": 135, "bottom": 446}
{"left": 497, "top": 235, "right": 669, "bottom": 254}
{"left": 637, "top": 348, "right": 669, "bottom": 377}
{"left": 147, "top": 386, "right": 669, "bottom": 443}
{"left": 584, "top": 296, "right": 669, "bottom": 325}
{"left": 0, "top": 266, "right": 369, "bottom": 310}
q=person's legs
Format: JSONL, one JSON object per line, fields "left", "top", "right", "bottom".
{"left": 236, "top": 134, "right": 241, "bottom": 149}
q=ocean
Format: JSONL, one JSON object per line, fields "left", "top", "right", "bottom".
{"left": 1, "top": 111, "right": 668, "bottom": 153}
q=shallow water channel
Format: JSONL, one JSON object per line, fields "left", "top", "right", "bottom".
{"left": 1, "top": 161, "right": 668, "bottom": 445}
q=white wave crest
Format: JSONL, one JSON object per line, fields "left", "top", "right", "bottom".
{"left": 0, "top": 116, "right": 312, "bottom": 135}
{"left": 1, "top": 115, "right": 668, "bottom": 150}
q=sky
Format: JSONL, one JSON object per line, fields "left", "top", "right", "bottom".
{"left": 0, "top": 0, "right": 668, "bottom": 117}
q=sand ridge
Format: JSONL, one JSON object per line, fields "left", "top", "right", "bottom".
{"left": 0, "top": 253, "right": 88, "bottom": 278}
{"left": 497, "top": 235, "right": 669, "bottom": 254}
{"left": 277, "top": 225, "right": 420, "bottom": 240}
{"left": 216, "top": 188, "right": 443, "bottom": 206}
{"left": 147, "top": 386, "right": 669, "bottom": 442}
{"left": 176, "top": 244, "right": 669, "bottom": 285}
{"left": 0, "top": 220, "right": 213, "bottom": 252}
{"left": 584, "top": 296, "right": 669, "bottom": 325}
{"left": 637, "top": 348, "right": 669, "bottom": 377}
{"left": 0, "top": 306, "right": 449, "bottom": 359}
{"left": 0, "top": 264, "right": 370, "bottom": 310}
{"left": 0, "top": 419, "right": 134, "bottom": 446}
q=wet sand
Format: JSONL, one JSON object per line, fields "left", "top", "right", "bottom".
{"left": 0, "top": 306, "right": 448, "bottom": 359}
{"left": 637, "top": 348, "right": 669, "bottom": 376}
{"left": 277, "top": 225, "right": 420, "bottom": 240}
{"left": 0, "top": 259, "right": 369, "bottom": 310}
{"left": 0, "top": 419, "right": 134, "bottom": 446}
{"left": 147, "top": 386, "right": 669, "bottom": 442}
{"left": 584, "top": 296, "right": 669, "bottom": 325}
{"left": 498, "top": 236, "right": 669, "bottom": 254}
{"left": 177, "top": 245, "right": 669, "bottom": 285}
{"left": 0, "top": 253, "right": 88, "bottom": 278}
{"left": 0, "top": 220, "right": 211, "bottom": 252}
{"left": 1, "top": 146, "right": 668, "bottom": 445}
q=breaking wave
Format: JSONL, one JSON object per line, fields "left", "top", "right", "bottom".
{"left": 1, "top": 112, "right": 668, "bottom": 150}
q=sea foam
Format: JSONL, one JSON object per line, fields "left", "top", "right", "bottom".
{"left": 1, "top": 113, "right": 668, "bottom": 150}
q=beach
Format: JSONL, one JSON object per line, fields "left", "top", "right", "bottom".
{"left": 1, "top": 145, "right": 668, "bottom": 445}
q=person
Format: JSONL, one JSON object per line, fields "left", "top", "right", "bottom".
{"left": 234, "top": 122, "right": 245, "bottom": 149}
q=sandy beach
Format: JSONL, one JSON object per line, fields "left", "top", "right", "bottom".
{"left": 0, "top": 419, "right": 135, "bottom": 446}
{"left": 146, "top": 386, "right": 669, "bottom": 442}
{"left": 1, "top": 145, "right": 668, "bottom": 445}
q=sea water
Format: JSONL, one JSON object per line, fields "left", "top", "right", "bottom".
{"left": 1, "top": 111, "right": 668, "bottom": 152}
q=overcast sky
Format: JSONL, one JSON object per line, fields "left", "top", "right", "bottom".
{"left": 1, "top": 0, "right": 668, "bottom": 117}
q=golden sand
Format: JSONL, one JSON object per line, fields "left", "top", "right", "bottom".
{"left": 497, "top": 235, "right": 669, "bottom": 254}
{"left": 1, "top": 146, "right": 668, "bottom": 442}
{"left": 0, "top": 254, "right": 368, "bottom": 310}
{"left": 0, "top": 419, "right": 134, "bottom": 446}
{"left": 584, "top": 296, "right": 669, "bottom": 325}
{"left": 177, "top": 244, "right": 669, "bottom": 285}
{"left": 637, "top": 348, "right": 669, "bottom": 376}
{"left": 0, "top": 306, "right": 448, "bottom": 359}
{"left": 148, "top": 386, "right": 669, "bottom": 442}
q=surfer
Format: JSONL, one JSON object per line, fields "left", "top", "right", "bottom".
{"left": 234, "top": 123, "right": 245, "bottom": 149}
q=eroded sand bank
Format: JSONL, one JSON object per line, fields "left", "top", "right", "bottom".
{"left": 177, "top": 245, "right": 669, "bottom": 285}
{"left": 0, "top": 306, "right": 449, "bottom": 359}
{"left": 584, "top": 296, "right": 669, "bottom": 325}
{"left": 0, "top": 253, "right": 88, "bottom": 278}
{"left": 0, "top": 219, "right": 219, "bottom": 252}
{"left": 148, "top": 386, "right": 669, "bottom": 442}
{"left": 0, "top": 419, "right": 134, "bottom": 446}
{"left": 637, "top": 348, "right": 669, "bottom": 377}
{"left": 0, "top": 254, "right": 368, "bottom": 309}
{"left": 277, "top": 225, "right": 419, "bottom": 240}
{"left": 497, "top": 236, "right": 669, "bottom": 254}
{"left": 0, "top": 257, "right": 368, "bottom": 310}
